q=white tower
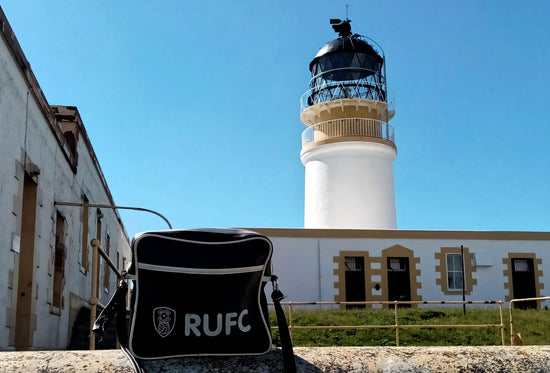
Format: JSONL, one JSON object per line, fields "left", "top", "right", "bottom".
{"left": 300, "top": 18, "right": 397, "bottom": 229}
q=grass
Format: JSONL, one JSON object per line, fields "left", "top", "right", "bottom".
{"left": 269, "top": 307, "right": 550, "bottom": 347}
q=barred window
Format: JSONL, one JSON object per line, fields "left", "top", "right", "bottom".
{"left": 514, "top": 259, "right": 529, "bottom": 272}
{"left": 388, "top": 258, "right": 407, "bottom": 272}
{"left": 345, "top": 256, "right": 364, "bottom": 272}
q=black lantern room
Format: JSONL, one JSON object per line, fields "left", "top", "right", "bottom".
{"left": 307, "top": 19, "right": 387, "bottom": 107}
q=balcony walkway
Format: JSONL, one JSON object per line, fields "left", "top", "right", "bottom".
{"left": 302, "top": 118, "right": 395, "bottom": 149}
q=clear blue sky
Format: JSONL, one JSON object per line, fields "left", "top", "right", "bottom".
{"left": 2, "top": 1, "right": 549, "bottom": 236}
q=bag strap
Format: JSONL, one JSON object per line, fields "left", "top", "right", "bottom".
{"left": 271, "top": 276, "right": 297, "bottom": 373}
{"left": 121, "top": 346, "right": 144, "bottom": 373}
{"left": 93, "top": 279, "right": 145, "bottom": 372}
{"left": 93, "top": 279, "right": 128, "bottom": 345}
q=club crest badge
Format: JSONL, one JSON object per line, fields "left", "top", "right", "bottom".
{"left": 153, "top": 307, "right": 176, "bottom": 338}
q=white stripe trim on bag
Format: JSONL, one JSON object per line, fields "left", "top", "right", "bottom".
{"left": 138, "top": 233, "right": 265, "bottom": 246}
{"left": 138, "top": 262, "right": 265, "bottom": 275}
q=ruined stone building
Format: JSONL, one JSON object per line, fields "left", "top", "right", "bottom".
{"left": 0, "top": 7, "right": 131, "bottom": 350}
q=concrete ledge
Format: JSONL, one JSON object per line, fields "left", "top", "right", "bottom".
{"left": 1, "top": 346, "right": 550, "bottom": 372}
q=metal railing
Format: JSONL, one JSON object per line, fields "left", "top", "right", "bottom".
{"left": 309, "top": 67, "right": 386, "bottom": 86}
{"left": 54, "top": 201, "right": 172, "bottom": 350}
{"left": 300, "top": 83, "right": 395, "bottom": 114}
{"left": 301, "top": 118, "right": 395, "bottom": 147}
{"left": 269, "top": 300, "right": 505, "bottom": 347}
{"left": 54, "top": 202, "right": 173, "bottom": 229}
{"left": 509, "top": 296, "right": 550, "bottom": 345}
{"left": 305, "top": 67, "right": 387, "bottom": 106}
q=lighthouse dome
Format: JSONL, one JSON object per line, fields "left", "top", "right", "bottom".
{"left": 305, "top": 19, "right": 388, "bottom": 106}
{"left": 314, "top": 35, "right": 381, "bottom": 58}
{"left": 309, "top": 34, "right": 384, "bottom": 82}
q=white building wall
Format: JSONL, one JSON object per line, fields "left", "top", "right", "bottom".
{"left": 263, "top": 230, "right": 550, "bottom": 309}
{"left": 271, "top": 238, "right": 319, "bottom": 301}
{"left": 0, "top": 14, "right": 130, "bottom": 350}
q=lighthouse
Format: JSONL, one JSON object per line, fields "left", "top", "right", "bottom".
{"left": 300, "top": 18, "right": 397, "bottom": 229}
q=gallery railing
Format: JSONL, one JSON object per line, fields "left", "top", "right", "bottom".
{"left": 301, "top": 118, "right": 395, "bottom": 147}
{"left": 300, "top": 81, "right": 395, "bottom": 114}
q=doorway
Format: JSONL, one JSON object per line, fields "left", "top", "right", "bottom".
{"left": 387, "top": 257, "right": 411, "bottom": 307}
{"left": 344, "top": 257, "right": 366, "bottom": 309}
{"left": 512, "top": 258, "right": 537, "bottom": 309}
{"left": 15, "top": 173, "right": 38, "bottom": 350}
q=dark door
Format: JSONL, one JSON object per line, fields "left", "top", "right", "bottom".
{"left": 387, "top": 257, "right": 411, "bottom": 307}
{"left": 345, "top": 257, "right": 365, "bottom": 309}
{"left": 15, "top": 174, "right": 38, "bottom": 350}
{"left": 512, "top": 258, "right": 537, "bottom": 309}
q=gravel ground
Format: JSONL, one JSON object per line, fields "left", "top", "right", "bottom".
{"left": 1, "top": 346, "right": 549, "bottom": 372}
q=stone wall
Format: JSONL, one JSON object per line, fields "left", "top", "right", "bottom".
{"left": 1, "top": 346, "right": 550, "bottom": 372}
{"left": 0, "top": 6, "right": 131, "bottom": 349}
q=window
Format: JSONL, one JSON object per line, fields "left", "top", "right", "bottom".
{"left": 103, "top": 234, "right": 111, "bottom": 292}
{"left": 345, "top": 256, "right": 364, "bottom": 272}
{"left": 96, "top": 209, "right": 102, "bottom": 242}
{"left": 435, "top": 247, "right": 477, "bottom": 295}
{"left": 81, "top": 195, "right": 89, "bottom": 271}
{"left": 53, "top": 212, "right": 66, "bottom": 311}
{"left": 447, "top": 253, "right": 463, "bottom": 291}
{"left": 514, "top": 259, "right": 529, "bottom": 272}
{"left": 388, "top": 258, "right": 407, "bottom": 272}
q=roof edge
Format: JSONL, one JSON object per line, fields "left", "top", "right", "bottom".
{"left": 0, "top": 6, "right": 128, "bottom": 242}
{"left": 244, "top": 228, "right": 550, "bottom": 241}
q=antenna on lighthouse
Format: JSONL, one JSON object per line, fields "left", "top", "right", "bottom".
{"left": 346, "top": 4, "right": 349, "bottom": 20}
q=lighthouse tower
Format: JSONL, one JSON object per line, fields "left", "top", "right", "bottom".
{"left": 300, "top": 18, "right": 397, "bottom": 229}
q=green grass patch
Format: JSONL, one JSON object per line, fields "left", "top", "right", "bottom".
{"left": 269, "top": 307, "right": 550, "bottom": 347}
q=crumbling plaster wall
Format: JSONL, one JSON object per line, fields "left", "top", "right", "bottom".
{"left": 0, "top": 15, "right": 130, "bottom": 349}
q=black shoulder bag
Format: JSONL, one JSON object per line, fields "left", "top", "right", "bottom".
{"left": 93, "top": 228, "right": 296, "bottom": 373}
